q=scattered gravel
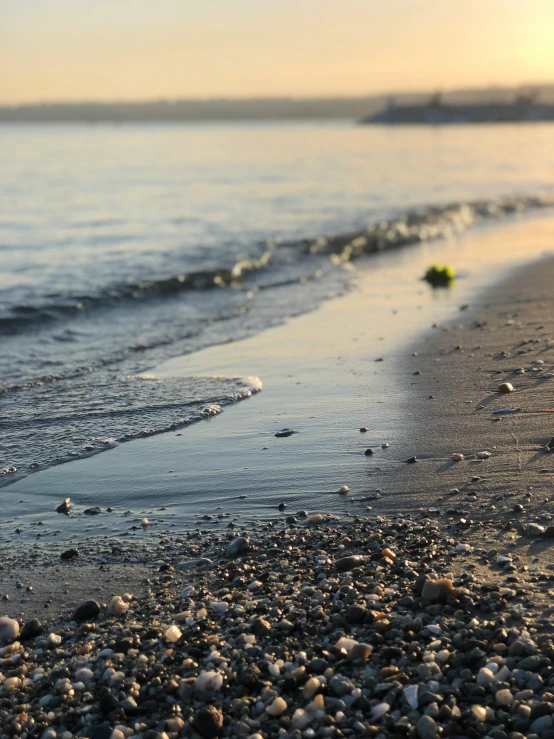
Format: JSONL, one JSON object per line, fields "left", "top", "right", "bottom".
{"left": 2, "top": 514, "right": 554, "bottom": 738}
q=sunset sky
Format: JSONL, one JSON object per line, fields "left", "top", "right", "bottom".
{"left": 2, "top": 0, "right": 554, "bottom": 104}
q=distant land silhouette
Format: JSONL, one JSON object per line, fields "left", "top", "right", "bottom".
{"left": 361, "top": 88, "right": 554, "bottom": 125}
{"left": 1, "top": 85, "right": 554, "bottom": 124}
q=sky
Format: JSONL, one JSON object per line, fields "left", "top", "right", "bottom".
{"left": 2, "top": 0, "right": 554, "bottom": 104}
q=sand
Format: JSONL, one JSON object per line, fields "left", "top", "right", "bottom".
{"left": 2, "top": 214, "right": 554, "bottom": 618}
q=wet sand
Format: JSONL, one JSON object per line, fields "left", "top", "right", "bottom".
{"left": 3, "top": 216, "right": 554, "bottom": 618}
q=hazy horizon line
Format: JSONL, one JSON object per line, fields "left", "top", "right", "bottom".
{"left": 3, "top": 80, "right": 554, "bottom": 109}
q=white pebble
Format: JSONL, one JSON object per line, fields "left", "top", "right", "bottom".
{"left": 164, "top": 625, "right": 182, "bottom": 643}
{"left": 0, "top": 617, "right": 19, "bottom": 645}
{"left": 5, "top": 676, "right": 21, "bottom": 690}
{"left": 290, "top": 708, "right": 311, "bottom": 729}
{"left": 303, "top": 677, "right": 321, "bottom": 699}
{"left": 266, "top": 696, "right": 287, "bottom": 716}
{"left": 495, "top": 688, "right": 513, "bottom": 706}
{"left": 371, "top": 702, "right": 390, "bottom": 720}
{"left": 194, "top": 670, "right": 223, "bottom": 692}
{"left": 403, "top": 685, "right": 418, "bottom": 709}
{"left": 211, "top": 601, "right": 228, "bottom": 614}
{"left": 471, "top": 705, "right": 487, "bottom": 722}
{"left": 477, "top": 667, "right": 494, "bottom": 686}
{"left": 107, "top": 596, "right": 128, "bottom": 617}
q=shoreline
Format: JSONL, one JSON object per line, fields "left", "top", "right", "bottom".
{"left": 3, "top": 217, "right": 554, "bottom": 620}
{"left": 3, "top": 221, "right": 554, "bottom": 736}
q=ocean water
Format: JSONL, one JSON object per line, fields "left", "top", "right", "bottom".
{"left": 2, "top": 121, "right": 554, "bottom": 483}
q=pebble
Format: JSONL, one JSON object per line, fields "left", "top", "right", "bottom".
{"left": 421, "top": 578, "right": 460, "bottom": 602}
{"left": 195, "top": 670, "right": 223, "bottom": 692}
{"left": 471, "top": 705, "right": 487, "bottom": 722}
{"left": 165, "top": 624, "right": 182, "bottom": 642}
{"left": 227, "top": 536, "right": 249, "bottom": 556}
{"left": 60, "top": 548, "right": 79, "bottom": 560}
{"left": 336, "top": 555, "right": 365, "bottom": 572}
{"left": 1, "top": 515, "right": 552, "bottom": 739}
{"left": 107, "top": 595, "right": 128, "bottom": 616}
{"left": 0, "top": 615, "right": 19, "bottom": 644}
{"left": 194, "top": 705, "right": 224, "bottom": 738}
{"left": 496, "top": 688, "right": 514, "bottom": 706}
{"left": 266, "top": 696, "right": 287, "bottom": 716}
{"left": 56, "top": 497, "right": 71, "bottom": 515}
{"left": 72, "top": 600, "right": 101, "bottom": 621}
{"left": 20, "top": 617, "right": 43, "bottom": 640}
{"left": 498, "top": 382, "right": 515, "bottom": 393}
{"left": 416, "top": 715, "right": 437, "bottom": 739}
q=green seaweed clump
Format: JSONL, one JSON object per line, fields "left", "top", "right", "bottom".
{"left": 424, "top": 264, "right": 456, "bottom": 286}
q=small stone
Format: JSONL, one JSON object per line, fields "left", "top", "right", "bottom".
{"left": 336, "top": 555, "right": 365, "bottom": 572}
{"left": 471, "top": 705, "right": 487, "bottom": 722}
{"left": 266, "top": 696, "right": 287, "bottom": 716}
{"left": 530, "top": 715, "right": 553, "bottom": 735}
{"left": 364, "top": 448, "right": 374, "bottom": 456}
{"left": 165, "top": 625, "right": 182, "bottom": 643}
{"left": 275, "top": 428, "right": 296, "bottom": 437}
{"left": 416, "top": 715, "right": 437, "bottom": 739}
{"left": 195, "top": 671, "right": 223, "bottom": 692}
{"left": 371, "top": 702, "right": 390, "bottom": 720}
{"left": 120, "top": 696, "right": 138, "bottom": 713}
{"left": 498, "top": 382, "right": 514, "bottom": 394}
{"left": 60, "top": 548, "right": 79, "bottom": 560}
{"left": 306, "top": 514, "right": 323, "bottom": 526}
{"left": 348, "top": 643, "right": 372, "bottom": 661}
{"left": 56, "top": 497, "right": 71, "bottom": 515}
{"left": 330, "top": 675, "right": 354, "bottom": 696}
{"left": 72, "top": 600, "right": 101, "bottom": 621}
{"left": 0, "top": 616, "right": 19, "bottom": 644}
{"left": 227, "top": 536, "right": 249, "bottom": 556}
{"left": 251, "top": 618, "right": 271, "bottom": 637}
{"left": 404, "top": 685, "right": 418, "bottom": 709}
{"left": 407, "top": 456, "right": 418, "bottom": 464}
{"left": 107, "top": 596, "right": 128, "bottom": 617}
{"left": 346, "top": 604, "right": 366, "bottom": 623}
{"left": 338, "top": 485, "right": 350, "bottom": 495}
{"left": 477, "top": 667, "right": 494, "bottom": 686}
{"left": 20, "top": 617, "right": 43, "bottom": 641}
{"left": 496, "top": 688, "right": 513, "bottom": 706}
{"left": 421, "top": 578, "right": 460, "bottom": 602}
{"left": 452, "top": 453, "right": 464, "bottom": 462}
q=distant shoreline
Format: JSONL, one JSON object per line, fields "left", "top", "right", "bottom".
{"left": 2, "top": 84, "right": 554, "bottom": 123}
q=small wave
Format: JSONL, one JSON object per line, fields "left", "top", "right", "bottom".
{"left": 0, "top": 373, "right": 262, "bottom": 487}
{"left": 1, "top": 193, "right": 552, "bottom": 336}
{"left": 301, "top": 194, "right": 554, "bottom": 262}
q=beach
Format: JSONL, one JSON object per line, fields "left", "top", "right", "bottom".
{"left": 3, "top": 214, "right": 554, "bottom": 616}
{"left": 2, "top": 127, "right": 554, "bottom": 738}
